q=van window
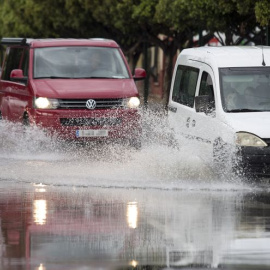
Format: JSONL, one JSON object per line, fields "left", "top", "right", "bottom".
{"left": 220, "top": 67, "right": 270, "bottom": 112}
{"left": 33, "top": 47, "right": 129, "bottom": 79}
{"left": 199, "top": 71, "right": 215, "bottom": 110}
{"left": 1, "top": 47, "right": 24, "bottom": 81}
{"left": 172, "top": 65, "right": 199, "bottom": 107}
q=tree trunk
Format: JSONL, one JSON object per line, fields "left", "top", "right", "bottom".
{"left": 225, "top": 29, "right": 233, "bottom": 45}
{"left": 162, "top": 43, "right": 178, "bottom": 110}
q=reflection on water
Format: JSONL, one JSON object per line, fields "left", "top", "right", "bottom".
{"left": 37, "top": 264, "right": 46, "bottom": 270}
{"left": 127, "top": 202, "right": 138, "bottom": 229}
{"left": 0, "top": 181, "right": 270, "bottom": 269}
{"left": 33, "top": 200, "right": 47, "bottom": 225}
{"left": 34, "top": 183, "right": 47, "bottom": 193}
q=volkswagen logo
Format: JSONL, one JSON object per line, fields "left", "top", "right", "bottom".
{"left": 86, "top": 99, "right": 96, "bottom": 109}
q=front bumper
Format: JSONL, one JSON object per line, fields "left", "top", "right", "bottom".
{"left": 29, "top": 108, "right": 141, "bottom": 140}
{"left": 238, "top": 146, "right": 270, "bottom": 177}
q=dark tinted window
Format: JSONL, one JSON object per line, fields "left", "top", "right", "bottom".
{"left": 199, "top": 71, "right": 215, "bottom": 109}
{"left": 172, "top": 65, "right": 199, "bottom": 107}
{"left": 1, "top": 47, "right": 24, "bottom": 81}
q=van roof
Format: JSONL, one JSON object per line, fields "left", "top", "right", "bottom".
{"left": 180, "top": 46, "right": 270, "bottom": 68}
{"left": 1, "top": 38, "right": 119, "bottom": 48}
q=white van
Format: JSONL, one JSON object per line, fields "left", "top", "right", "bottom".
{"left": 168, "top": 46, "right": 270, "bottom": 177}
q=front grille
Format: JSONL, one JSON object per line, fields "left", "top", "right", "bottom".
{"left": 58, "top": 98, "right": 123, "bottom": 109}
{"left": 60, "top": 117, "right": 122, "bottom": 126}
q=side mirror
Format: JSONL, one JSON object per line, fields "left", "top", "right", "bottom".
{"left": 195, "top": 95, "right": 215, "bottom": 114}
{"left": 133, "top": 68, "right": 146, "bottom": 81}
{"left": 10, "top": 69, "right": 28, "bottom": 83}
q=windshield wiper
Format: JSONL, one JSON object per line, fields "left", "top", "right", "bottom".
{"left": 35, "top": 76, "right": 74, "bottom": 79}
{"left": 83, "top": 76, "right": 112, "bottom": 79}
{"left": 49, "top": 76, "right": 74, "bottom": 79}
{"left": 227, "top": 108, "right": 265, "bottom": 113}
{"left": 35, "top": 76, "right": 125, "bottom": 79}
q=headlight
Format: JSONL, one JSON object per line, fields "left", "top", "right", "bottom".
{"left": 123, "top": 97, "right": 140, "bottom": 109}
{"left": 34, "top": 97, "right": 59, "bottom": 109}
{"left": 236, "top": 132, "right": 267, "bottom": 147}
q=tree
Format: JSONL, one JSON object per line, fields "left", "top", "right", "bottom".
{"left": 255, "top": 0, "right": 270, "bottom": 26}
{"left": 0, "top": 0, "right": 106, "bottom": 38}
{"left": 88, "top": 0, "right": 201, "bottom": 106}
{"left": 163, "top": 0, "right": 266, "bottom": 46}
{"left": 87, "top": 0, "right": 269, "bottom": 106}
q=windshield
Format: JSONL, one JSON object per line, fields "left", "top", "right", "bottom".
{"left": 220, "top": 67, "right": 270, "bottom": 112}
{"left": 33, "top": 47, "right": 130, "bottom": 79}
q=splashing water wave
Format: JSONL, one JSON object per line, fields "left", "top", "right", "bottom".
{"left": 0, "top": 109, "right": 252, "bottom": 191}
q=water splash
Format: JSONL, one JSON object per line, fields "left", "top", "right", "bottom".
{"left": 0, "top": 110, "right": 250, "bottom": 191}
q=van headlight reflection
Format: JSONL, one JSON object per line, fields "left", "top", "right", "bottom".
{"left": 33, "top": 200, "right": 47, "bottom": 225}
{"left": 236, "top": 132, "right": 267, "bottom": 147}
{"left": 35, "top": 97, "right": 59, "bottom": 109}
{"left": 127, "top": 202, "right": 138, "bottom": 229}
{"left": 33, "top": 183, "right": 46, "bottom": 193}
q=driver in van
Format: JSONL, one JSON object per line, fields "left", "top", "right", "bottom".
{"left": 226, "top": 92, "right": 239, "bottom": 110}
{"left": 89, "top": 51, "right": 107, "bottom": 74}
{"left": 245, "top": 87, "right": 256, "bottom": 108}
{"left": 224, "top": 85, "right": 240, "bottom": 110}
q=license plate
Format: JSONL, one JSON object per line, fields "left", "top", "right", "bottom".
{"left": 76, "top": 129, "right": 108, "bottom": 137}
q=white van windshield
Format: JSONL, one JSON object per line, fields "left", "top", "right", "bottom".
{"left": 220, "top": 67, "right": 270, "bottom": 112}
{"left": 33, "top": 47, "right": 130, "bottom": 79}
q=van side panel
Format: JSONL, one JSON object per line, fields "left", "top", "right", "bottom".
{"left": 0, "top": 46, "right": 32, "bottom": 122}
{"left": 0, "top": 81, "right": 31, "bottom": 122}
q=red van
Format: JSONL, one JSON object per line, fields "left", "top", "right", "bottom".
{"left": 0, "top": 38, "right": 145, "bottom": 147}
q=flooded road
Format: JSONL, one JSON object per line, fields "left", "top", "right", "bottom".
{"left": 1, "top": 180, "right": 270, "bottom": 270}
{"left": 0, "top": 112, "right": 270, "bottom": 269}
